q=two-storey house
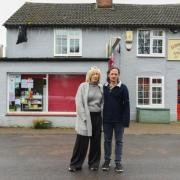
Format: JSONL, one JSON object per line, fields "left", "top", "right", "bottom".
{"left": 0, "top": 0, "right": 180, "bottom": 127}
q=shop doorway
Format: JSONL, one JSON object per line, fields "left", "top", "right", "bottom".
{"left": 178, "top": 80, "right": 180, "bottom": 121}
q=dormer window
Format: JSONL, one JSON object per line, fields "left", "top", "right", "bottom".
{"left": 54, "top": 29, "right": 82, "bottom": 56}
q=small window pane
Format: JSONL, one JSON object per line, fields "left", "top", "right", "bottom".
{"left": 144, "top": 99, "right": 149, "bottom": 104}
{"left": 153, "top": 30, "right": 163, "bottom": 36}
{"left": 138, "top": 99, "right": 143, "bottom": 104}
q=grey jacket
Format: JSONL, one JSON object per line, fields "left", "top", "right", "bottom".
{"left": 75, "top": 82, "right": 103, "bottom": 136}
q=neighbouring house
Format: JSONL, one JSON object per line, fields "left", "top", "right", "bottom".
{"left": 0, "top": 0, "right": 180, "bottom": 127}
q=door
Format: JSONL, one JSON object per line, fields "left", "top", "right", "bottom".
{"left": 177, "top": 80, "right": 180, "bottom": 121}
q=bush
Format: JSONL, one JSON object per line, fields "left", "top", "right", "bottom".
{"left": 32, "top": 118, "right": 52, "bottom": 129}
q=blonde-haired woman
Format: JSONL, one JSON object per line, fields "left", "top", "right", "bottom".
{"left": 69, "top": 66, "right": 103, "bottom": 172}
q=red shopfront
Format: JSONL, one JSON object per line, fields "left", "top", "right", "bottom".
{"left": 8, "top": 73, "right": 85, "bottom": 113}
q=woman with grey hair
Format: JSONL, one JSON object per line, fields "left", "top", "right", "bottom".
{"left": 69, "top": 66, "right": 103, "bottom": 172}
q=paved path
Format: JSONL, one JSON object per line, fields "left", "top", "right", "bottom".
{"left": 0, "top": 132, "right": 180, "bottom": 180}
{"left": 1, "top": 122, "right": 180, "bottom": 135}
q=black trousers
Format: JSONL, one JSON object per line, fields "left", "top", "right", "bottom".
{"left": 70, "top": 112, "right": 102, "bottom": 169}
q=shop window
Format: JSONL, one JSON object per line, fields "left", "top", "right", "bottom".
{"left": 8, "top": 74, "right": 46, "bottom": 112}
{"left": 137, "top": 76, "right": 164, "bottom": 107}
{"left": 137, "top": 30, "right": 165, "bottom": 57}
{"left": 48, "top": 74, "right": 85, "bottom": 112}
{"left": 8, "top": 74, "right": 85, "bottom": 113}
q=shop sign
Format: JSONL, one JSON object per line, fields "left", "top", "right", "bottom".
{"left": 168, "top": 39, "right": 180, "bottom": 60}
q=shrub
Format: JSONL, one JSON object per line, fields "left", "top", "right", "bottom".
{"left": 32, "top": 118, "right": 52, "bottom": 129}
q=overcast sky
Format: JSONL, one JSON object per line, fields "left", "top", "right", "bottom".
{"left": 1, "top": 0, "right": 180, "bottom": 46}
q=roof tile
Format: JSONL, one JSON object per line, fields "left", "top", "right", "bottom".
{"left": 4, "top": 2, "right": 180, "bottom": 27}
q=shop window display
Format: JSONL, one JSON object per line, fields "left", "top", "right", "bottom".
{"left": 9, "top": 74, "right": 46, "bottom": 112}
{"left": 8, "top": 74, "right": 85, "bottom": 113}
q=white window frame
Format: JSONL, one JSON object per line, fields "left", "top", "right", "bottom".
{"left": 136, "top": 76, "right": 164, "bottom": 108}
{"left": 137, "top": 29, "right": 165, "bottom": 57}
{"left": 54, "top": 29, "right": 82, "bottom": 57}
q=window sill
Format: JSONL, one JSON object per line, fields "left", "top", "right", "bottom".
{"left": 6, "top": 112, "right": 77, "bottom": 116}
{"left": 54, "top": 54, "right": 82, "bottom": 57}
{"left": 137, "top": 54, "right": 165, "bottom": 58}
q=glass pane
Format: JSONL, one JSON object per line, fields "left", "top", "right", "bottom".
{"left": 138, "top": 85, "right": 143, "bottom": 91}
{"left": 138, "top": 31, "right": 150, "bottom": 54}
{"left": 56, "top": 35, "right": 67, "bottom": 54}
{"left": 145, "top": 39, "right": 150, "bottom": 46}
{"left": 9, "top": 74, "right": 46, "bottom": 112}
{"left": 137, "top": 77, "right": 150, "bottom": 105}
{"left": 153, "top": 40, "right": 158, "bottom": 46}
{"left": 144, "top": 78, "right": 149, "bottom": 84}
{"left": 144, "top": 99, "right": 149, "bottom": 104}
{"left": 153, "top": 47, "right": 158, "bottom": 53}
{"left": 70, "top": 39, "right": 75, "bottom": 53}
{"left": 138, "top": 99, "right": 143, "bottom": 104}
{"left": 70, "top": 39, "right": 79, "bottom": 53}
{"left": 144, "top": 85, "right": 149, "bottom": 91}
{"left": 138, "top": 92, "right": 143, "bottom": 98}
{"left": 152, "top": 79, "right": 162, "bottom": 84}
{"left": 75, "top": 39, "right": 79, "bottom": 52}
{"left": 48, "top": 75, "right": 85, "bottom": 112}
{"left": 138, "top": 78, "right": 143, "bottom": 84}
{"left": 158, "top": 40, "right": 162, "bottom": 46}
{"left": 157, "top": 92, "right": 162, "bottom": 98}
{"left": 138, "top": 47, "right": 144, "bottom": 54}
{"left": 158, "top": 47, "right": 162, "bottom": 53}
{"left": 144, "top": 92, "right": 149, "bottom": 98}
{"left": 144, "top": 31, "right": 150, "bottom": 38}
{"left": 152, "top": 99, "right": 156, "bottom": 104}
{"left": 144, "top": 47, "right": 150, "bottom": 54}
{"left": 153, "top": 30, "right": 163, "bottom": 36}
{"left": 157, "top": 99, "right": 162, "bottom": 104}
{"left": 62, "top": 46, "right": 67, "bottom": 54}
{"left": 152, "top": 79, "right": 157, "bottom": 83}
{"left": 152, "top": 92, "right": 156, "bottom": 98}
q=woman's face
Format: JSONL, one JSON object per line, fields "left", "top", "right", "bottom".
{"left": 90, "top": 72, "right": 99, "bottom": 83}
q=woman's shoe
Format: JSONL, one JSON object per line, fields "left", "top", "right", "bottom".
{"left": 68, "top": 166, "right": 82, "bottom": 172}
{"left": 90, "top": 167, "right": 98, "bottom": 171}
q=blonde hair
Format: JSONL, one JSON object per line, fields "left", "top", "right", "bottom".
{"left": 85, "top": 66, "right": 101, "bottom": 83}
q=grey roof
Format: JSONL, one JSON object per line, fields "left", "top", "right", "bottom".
{"left": 4, "top": 2, "right": 180, "bottom": 28}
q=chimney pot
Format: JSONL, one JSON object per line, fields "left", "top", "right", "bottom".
{"left": 97, "top": 0, "right": 112, "bottom": 8}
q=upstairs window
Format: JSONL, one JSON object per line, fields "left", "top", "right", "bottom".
{"left": 137, "top": 30, "right": 165, "bottom": 57}
{"left": 137, "top": 76, "right": 164, "bottom": 107}
{"left": 54, "top": 29, "right": 82, "bottom": 56}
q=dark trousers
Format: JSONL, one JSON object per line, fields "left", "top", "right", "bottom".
{"left": 70, "top": 112, "right": 102, "bottom": 168}
{"left": 103, "top": 123, "right": 124, "bottom": 163}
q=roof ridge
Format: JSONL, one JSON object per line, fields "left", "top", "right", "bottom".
{"left": 4, "top": 2, "right": 180, "bottom": 28}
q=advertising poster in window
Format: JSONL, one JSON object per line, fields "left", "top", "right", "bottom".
{"left": 168, "top": 39, "right": 180, "bottom": 60}
{"left": 9, "top": 76, "right": 15, "bottom": 102}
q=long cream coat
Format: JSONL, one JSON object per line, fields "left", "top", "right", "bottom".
{"left": 75, "top": 82, "right": 103, "bottom": 136}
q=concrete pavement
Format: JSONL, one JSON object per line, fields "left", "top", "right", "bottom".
{"left": 0, "top": 122, "right": 180, "bottom": 180}
{"left": 1, "top": 121, "right": 180, "bottom": 135}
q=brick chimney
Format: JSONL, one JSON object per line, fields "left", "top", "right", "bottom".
{"left": 96, "top": 0, "right": 113, "bottom": 8}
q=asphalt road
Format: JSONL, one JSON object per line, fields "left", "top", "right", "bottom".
{"left": 0, "top": 134, "right": 180, "bottom": 180}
